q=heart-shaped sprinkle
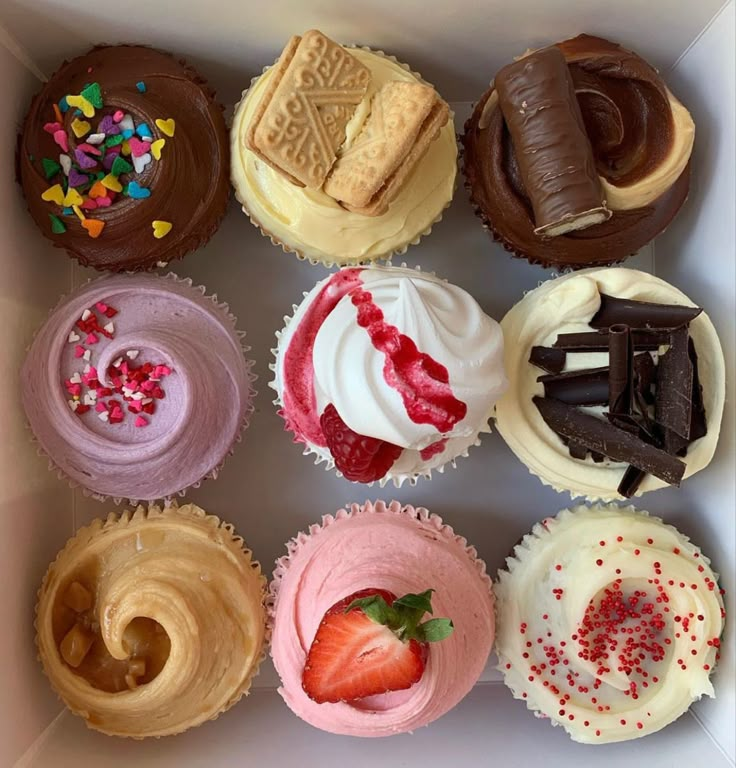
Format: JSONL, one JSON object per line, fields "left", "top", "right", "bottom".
{"left": 41, "top": 184, "right": 65, "bottom": 205}
{"left": 89, "top": 181, "right": 107, "bottom": 199}
{"left": 74, "top": 345, "right": 85, "bottom": 358}
{"left": 136, "top": 122, "right": 152, "bottom": 138}
{"left": 136, "top": 81, "right": 147, "bottom": 93}
{"left": 58, "top": 97, "right": 69, "bottom": 114}
{"left": 98, "top": 115, "right": 115, "bottom": 134}
{"left": 111, "top": 155, "right": 133, "bottom": 176}
{"left": 72, "top": 204, "right": 86, "bottom": 222}
{"left": 150, "top": 138, "right": 165, "bottom": 160}
{"left": 69, "top": 372, "right": 82, "bottom": 384}
{"left": 82, "top": 219, "right": 105, "bottom": 238}
{"left": 80, "top": 82, "right": 103, "bottom": 109}
{"left": 121, "top": 129, "right": 134, "bottom": 140}
{"left": 43, "top": 121, "right": 62, "bottom": 134}
{"left": 103, "top": 322, "right": 115, "bottom": 334}
{"left": 80, "top": 198, "right": 97, "bottom": 210}
{"left": 98, "top": 410, "right": 110, "bottom": 422}
{"left": 95, "top": 195, "right": 112, "bottom": 208}
{"left": 68, "top": 400, "right": 79, "bottom": 412}
{"left": 68, "top": 331, "right": 80, "bottom": 343}
{"left": 127, "top": 181, "right": 151, "bottom": 199}
{"left": 63, "top": 188, "right": 83, "bottom": 207}
{"left": 121, "top": 140, "right": 132, "bottom": 156}
{"left": 71, "top": 118, "right": 91, "bottom": 138}
{"left": 66, "top": 94, "right": 95, "bottom": 118}
{"left": 83, "top": 349, "right": 91, "bottom": 361}
{"left": 95, "top": 401, "right": 107, "bottom": 413}
{"left": 128, "top": 137, "right": 151, "bottom": 158}
{"left": 155, "top": 118, "right": 175, "bottom": 137}
{"left": 101, "top": 174, "right": 122, "bottom": 193}
{"left": 113, "top": 109, "right": 124, "bottom": 123}
{"left": 132, "top": 153, "right": 152, "bottom": 174}
{"left": 81, "top": 309, "right": 92, "bottom": 321}
{"left": 126, "top": 350, "right": 140, "bottom": 360}
{"left": 53, "top": 130, "right": 69, "bottom": 152}
{"left": 119, "top": 114, "right": 134, "bottom": 132}
{"left": 152, "top": 220, "right": 172, "bottom": 239}
{"left": 49, "top": 214, "right": 66, "bottom": 234}
{"left": 59, "top": 154, "right": 72, "bottom": 175}
{"left": 74, "top": 148, "right": 97, "bottom": 169}
{"left": 68, "top": 168, "right": 88, "bottom": 188}
{"left": 42, "top": 158, "right": 61, "bottom": 179}
{"left": 86, "top": 132, "right": 106, "bottom": 145}
{"left": 78, "top": 142, "right": 102, "bottom": 156}
{"left": 102, "top": 148, "right": 121, "bottom": 171}
{"left": 134, "top": 416, "right": 148, "bottom": 428}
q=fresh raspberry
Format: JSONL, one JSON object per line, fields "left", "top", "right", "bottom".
{"left": 319, "top": 404, "right": 402, "bottom": 483}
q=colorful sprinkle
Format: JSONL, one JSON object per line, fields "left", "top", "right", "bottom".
{"left": 82, "top": 219, "right": 105, "bottom": 238}
{"left": 127, "top": 181, "right": 151, "bottom": 199}
{"left": 49, "top": 214, "right": 66, "bottom": 234}
{"left": 89, "top": 181, "right": 107, "bottom": 199}
{"left": 135, "top": 122, "right": 152, "bottom": 138}
{"left": 104, "top": 133, "right": 124, "bottom": 148}
{"left": 132, "top": 153, "right": 152, "bottom": 174}
{"left": 155, "top": 118, "right": 175, "bottom": 137}
{"left": 86, "top": 132, "right": 106, "bottom": 145}
{"left": 135, "top": 416, "right": 148, "bottom": 428}
{"left": 57, "top": 98, "right": 68, "bottom": 115}
{"left": 128, "top": 137, "right": 151, "bottom": 157}
{"left": 150, "top": 138, "right": 165, "bottom": 160}
{"left": 41, "top": 184, "right": 65, "bottom": 205}
{"left": 41, "top": 158, "right": 61, "bottom": 179}
{"left": 43, "top": 121, "right": 62, "bottom": 134}
{"left": 67, "top": 169, "right": 89, "bottom": 188}
{"left": 53, "top": 129, "right": 69, "bottom": 153}
{"left": 71, "top": 118, "right": 91, "bottom": 138}
{"left": 111, "top": 155, "right": 134, "bottom": 177}
{"left": 80, "top": 82, "right": 103, "bottom": 109}
{"left": 136, "top": 81, "right": 147, "bottom": 93}
{"left": 74, "top": 148, "right": 97, "bottom": 170}
{"left": 152, "top": 220, "right": 172, "bottom": 239}
{"left": 63, "top": 188, "right": 84, "bottom": 207}
{"left": 101, "top": 174, "right": 123, "bottom": 193}
{"left": 72, "top": 205, "right": 86, "bottom": 222}
{"left": 66, "top": 94, "right": 95, "bottom": 118}
{"left": 113, "top": 109, "right": 124, "bottom": 123}
{"left": 59, "top": 154, "right": 72, "bottom": 175}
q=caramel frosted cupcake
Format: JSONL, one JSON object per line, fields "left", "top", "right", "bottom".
{"left": 36, "top": 503, "right": 267, "bottom": 738}
{"left": 462, "top": 35, "right": 694, "bottom": 269}
{"left": 495, "top": 268, "right": 725, "bottom": 500}
{"left": 18, "top": 45, "right": 229, "bottom": 272}
{"left": 495, "top": 504, "right": 726, "bottom": 743}
{"left": 231, "top": 29, "right": 457, "bottom": 266}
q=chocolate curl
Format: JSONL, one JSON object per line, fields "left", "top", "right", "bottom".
{"left": 538, "top": 366, "right": 609, "bottom": 406}
{"left": 688, "top": 338, "right": 708, "bottom": 443}
{"left": 529, "top": 345, "right": 566, "bottom": 374}
{"left": 656, "top": 327, "right": 693, "bottom": 441}
{"left": 495, "top": 46, "right": 611, "bottom": 237}
{"left": 591, "top": 294, "right": 702, "bottom": 329}
{"left": 554, "top": 328, "right": 670, "bottom": 352}
{"left": 608, "top": 324, "right": 634, "bottom": 416}
{"left": 534, "top": 396, "right": 686, "bottom": 487}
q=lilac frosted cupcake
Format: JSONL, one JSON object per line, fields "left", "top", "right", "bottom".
{"left": 22, "top": 273, "right": 254, "bottom": 501}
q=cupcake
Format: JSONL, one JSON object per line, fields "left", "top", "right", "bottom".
{"left": 269, "top": 500, "right": 495, "bottom": 736}
{"left": 495, "top": 504, "right": 726, "bottom": 744}
{"left": 36, "top": 503, "right": 267, "bottom": 738}
{"left": 495, "top": 268, "right": 725, "bottom": 500}
{"left": 271, "top": 265, "right": 508, "bottom": 485}
{"left": 22, "top": 273, "right": 254, "bottom": 502}
{"left": 18, "top": 45, "right": 229, "bottom": 271}
{"left": 462, "top": 35, "right": 694, "bottom": 269}
{"left": 231, "top": 29, "right": 457, "bottom": 266}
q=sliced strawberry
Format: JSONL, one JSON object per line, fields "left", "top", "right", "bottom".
{"left": 320, "top": 404, "right": 402, "bottom": 483}
{"left": 302, "top": 588, "right": 454, "bottom": 704}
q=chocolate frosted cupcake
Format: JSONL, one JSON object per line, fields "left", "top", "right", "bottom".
{"left": 22, "top": 273, "right": 254, "bottom": 502}
{"left": 462, "top": 35, "right": 694, "bottom": 269}
{"left": 495, "top": 268, "right": 725, "bottom": 500}
{"left": 18, "top": 45, "right": 229, "bottom": 271}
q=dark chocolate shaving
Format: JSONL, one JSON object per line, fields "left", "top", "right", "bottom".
{"left": 554, "top": 329, "right": 670, "bottom": 351}
{"left": 619, "top": 466, "right": 647, "bottom": 498}
{"left": 534, "top": 395, "right": 686, "bottom": 487}
{"left": 591, "top": 294, "right": 702, "bottom": 330}
{"left": 568, "top": 442, "right": 588, "bottom": 460}
{"left": 688, "top": 338, "right": 708, "bottom": 442}
{"left": 608, "top": 324, "right": 634, "bottom": 416}
{"left": 529, "top": 346, "right": 566, "bottom": 374}
{"left": 634, "top": 352, "right": 657, "bottom": 404}
{"left": 538, "top": 366, "right": 609, "bottom": 406}
{"left": 656, "top": 327, "right": 693, "bottom": 440}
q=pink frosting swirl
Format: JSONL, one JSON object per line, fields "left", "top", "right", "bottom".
{"left": 21, "top": 273, "right": 253, "bottom": 501}
{"left": 269, "top": 500, "right": 495, "bottom": 736}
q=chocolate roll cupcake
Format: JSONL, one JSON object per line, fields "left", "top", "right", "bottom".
{"left": 462, "top": 35, "right": 694, "bottom": 269}
{"left": 18, "top": 45, "right": 229, "bottom": 271}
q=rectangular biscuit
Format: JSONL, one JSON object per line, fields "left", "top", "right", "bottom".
{"left": 246, "top": 30, "right": 371, "bottom": 189}
{"left": 324, "top": 82, "right": 450, "bottom": 217}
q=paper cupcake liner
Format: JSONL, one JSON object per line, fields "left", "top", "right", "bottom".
{"left": 230, "top": 46, "right": 457, "bottom": 268}
{"left": 35, "top": 502, "right": 268, "bottom": 738}
{"left": 19, "top": 45, "right": 230, "bottom": 273}
{"left": 24, "top": 271, "right": 256, "bottom": 505}
{"left": 268, "top": 498, "right": 493, "bottom": 627}
{"left": 268, "top": 262, "right": 494, "bottom": 488}
{"left": 494, "top": 503, "right": 725, "bottom": 741}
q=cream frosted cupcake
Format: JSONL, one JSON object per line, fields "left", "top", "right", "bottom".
{"left": 36, "top": 503, "right": 267, "bottom": 738}
{"left": 231, "top": 30, "right": 457, "bottom": 266}
{"left": 21, "top": 273, "right": 254, "bottom": 502}
{"left": 269, "top": 500, "right": 495, "bottom": 736}
{"left": 495, "top": 504, "right": 726, "bottom": 744}
{"left": 495, "top": 268, "right": 725, "bottom": 500}
{"left": 271, "top": 265, "right": 508, "bottom": 485}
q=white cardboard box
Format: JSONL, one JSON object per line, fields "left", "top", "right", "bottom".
{"left": 1, "top": 2, "right": 733, "bottom": 766}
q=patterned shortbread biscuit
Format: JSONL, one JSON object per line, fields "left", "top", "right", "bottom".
{"left": 246, "top": 30, "right": 371, "bottom": 188}
{"left": 324, "top": 81, "right": 450, "bottom": 216}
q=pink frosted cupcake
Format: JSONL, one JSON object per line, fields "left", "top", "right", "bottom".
{"left": 269, "top": 500, "right": 494, "bottom": 736}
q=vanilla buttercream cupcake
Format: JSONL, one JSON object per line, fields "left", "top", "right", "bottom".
{"left": 36, "top": 503, "right": 267, "bottom": 738}
{"left": 22, "top": 273, "right": 254, "bottom": 502}
{"left": 495, "top": 268, "right": 725, "bottom": 500}
{"left": 495, "top": 504, "right": 726, "bottom": 744}
{"left": 269, "top": 500, "right": 495, "bottom": 736}
{"left": 231, "top": 31, "right": 457, "bottom": 266}
{"left": 271, "top": 265, "right": 508, "bottom": 485}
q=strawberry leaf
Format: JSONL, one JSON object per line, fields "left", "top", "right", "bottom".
{"left": 346, "top": 594, "right": 395, "bottom": 626}
{"left": 393, "top": 589, "right": 434, "bottom": 616}
{"left": 417, "top": 618, "right": 455, "bottom": 642}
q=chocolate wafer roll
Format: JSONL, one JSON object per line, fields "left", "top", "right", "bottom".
{"left": 495, "top": 46, "right": 611, "bottom": 236}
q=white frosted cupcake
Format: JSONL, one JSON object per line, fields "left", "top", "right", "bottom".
{"left": 230, "top": 30, "right": 457, "bottom": 266}
{"left": 271, "top": 265, "right": 508, "bottom": 485}
{"left": 36, "top": 503, "right": 267, "bottom": 738}
{"left": 495, "top": 504, "right": 725, "bottom": 744}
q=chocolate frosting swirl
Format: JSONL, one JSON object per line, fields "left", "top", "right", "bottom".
{"left": 18, "top": 45, "right": 229, "bottom": 271}
{"left": 462, "top": 35, "right": 692, "bottom": 268}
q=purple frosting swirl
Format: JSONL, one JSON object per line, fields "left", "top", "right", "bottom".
{"left": 21, "top": 273, "right": 253, "bottom": 500}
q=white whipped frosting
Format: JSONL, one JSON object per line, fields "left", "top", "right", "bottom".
{"left": 274, "top": 266, "right": 507, "bottom": 483}
{"left": 495, "top": 268, "right": 725, "bottom": 500}
{"left": 495, "top": 505, "right": 725, "bottom": 744}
